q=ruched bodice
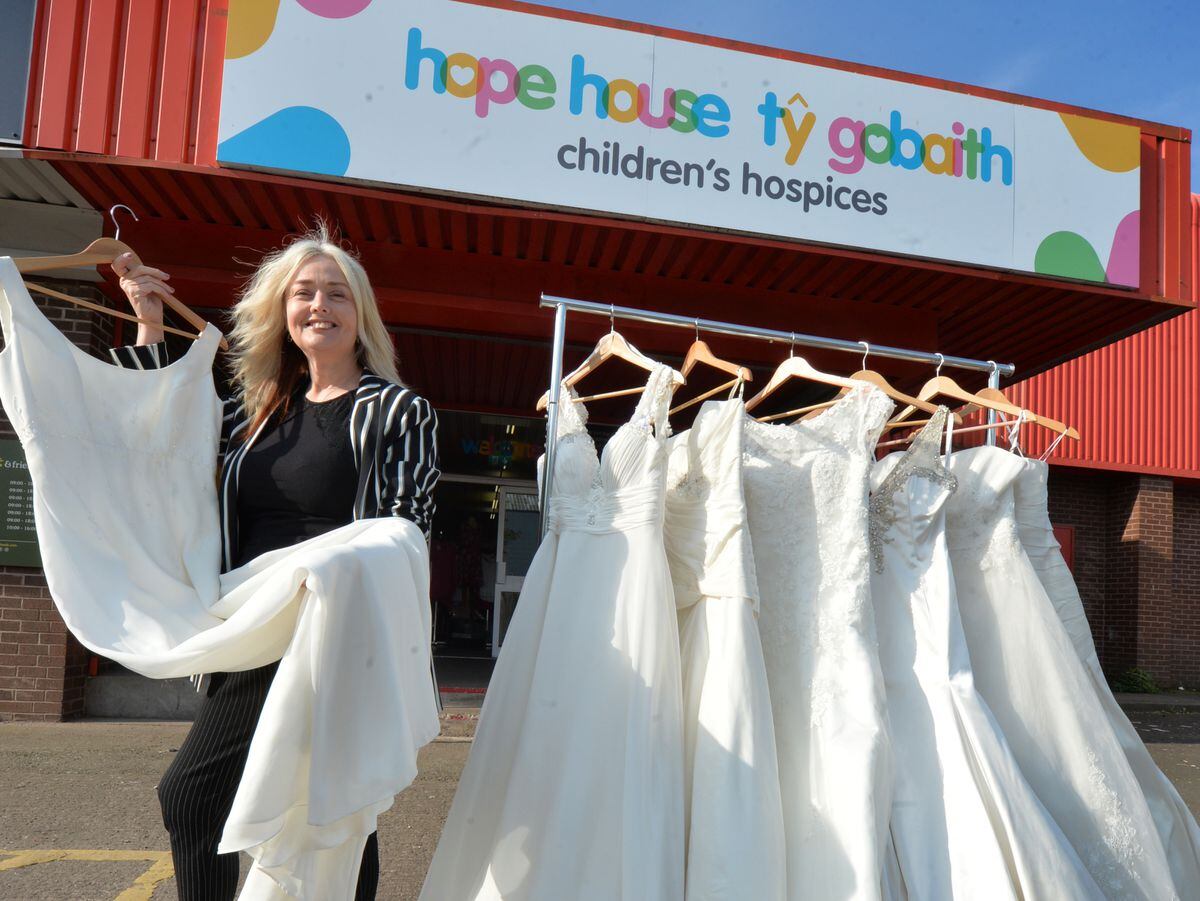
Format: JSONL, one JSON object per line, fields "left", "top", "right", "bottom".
{"left": 1013, "top": 460, "right": 1056, "bottom": 550}
{"left": 665, "top": 397, "right": 758, "bottom": 612}
{"left": 546, "top": 366, "right": 674, "bottom": 534}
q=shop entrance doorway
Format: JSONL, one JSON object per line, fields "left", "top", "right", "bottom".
{"left": 431, "top": 475, "right": 537, "bottom": 658}
{"left": 492, "top": 484, "right": 539, "bottom": 657}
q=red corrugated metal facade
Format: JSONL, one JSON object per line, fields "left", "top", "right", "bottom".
{"left": 1011, "top": 195, "right": 1200, "bottom": 478}
{"left": 24, "top": 0, "right": 227, "bottom": 166}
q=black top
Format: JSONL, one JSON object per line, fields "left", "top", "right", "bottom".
{"left": 234, "top": 389, "right": 358, "bottom": 569}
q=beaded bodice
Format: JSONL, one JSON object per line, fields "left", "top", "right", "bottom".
{"left": 868, "top": 407, "right": 957, "bottom": 574}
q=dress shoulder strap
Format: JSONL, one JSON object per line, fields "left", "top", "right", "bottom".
{"left": 631, "top": 363, "right": 678, "bottom": 440}
{"left": 554, "top": 383, "right": 588, "bottom": 438}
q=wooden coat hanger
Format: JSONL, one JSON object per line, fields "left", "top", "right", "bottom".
{"left": 669, "top": 322, "right": 753, "bottom": 416}
{"left": 958, "top": 387, "right": 1081, "bottom": 440}
{"left": 886, "top": 355, "right": 1017, "bottom": 430}
{"left": 535, "top": 308, "right": 684, "bottom": 412}
{"left": 744, "top": 333, "right": 864, "bottom": 416}
{"left": 886, "top": 359, "right": 1079, "bottom": 440}
{"left": 785, "top": 342, "right": 945, "bottom": 423}
{"left": 14, "top": 206, "right": 228, "bottom": 351}
{"left": 750, "top": 338, "right": 948, "bottom": 424}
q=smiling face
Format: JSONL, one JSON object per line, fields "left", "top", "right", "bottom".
{"left": 284, "top": 254, "right": 360, "bottom": 365}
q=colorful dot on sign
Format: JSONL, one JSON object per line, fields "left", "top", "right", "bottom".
{"left": 225, "top": 0, "right": 281, "bottom": 59}
{"left": 1105, "top": 211, "right": 1140, "bottom": 288}
{"left": 1058, "top": 114, "right": 1140, "bottom": 173}
{"left": 295, "top": 0, "right": 373, "bottom": 17}
{"left": 218, "top": 106, "right": 352, "bottom": 177}
{"left": 1034, "top": 231, "right": 1106, "bottom": 284}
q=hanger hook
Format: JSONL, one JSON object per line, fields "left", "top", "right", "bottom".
{"left": 934, "top": 352, "right": 944, "bottom": 377}
{"left": 987, "top": 359, "right": 1000, "bottom": 385}
{"left": 109, "top": 204, "right": 138, "bottom": 243}
{"left": 694, "top": 317, "right": 700, "bottom": 341}
{"left": 609, "top": 303, "right": 615, "bottom": 335}
{"left": 789, "top": 332, "right": 796, "bottom": 358}
{"left": 858, "top": 340, "right": 870, "bottom": 371}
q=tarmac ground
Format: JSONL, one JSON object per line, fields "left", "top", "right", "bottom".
{"left": 1, "top": 699, "right": 1198, "bottom": 900}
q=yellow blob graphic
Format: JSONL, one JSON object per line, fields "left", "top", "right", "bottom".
{"left": 225, "top": 0, "right": 281, "bottom": 59}
{"left": 1059, "top": 114, "right": 1140, "bottom": 172}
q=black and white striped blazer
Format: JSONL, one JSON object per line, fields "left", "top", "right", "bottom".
{"left": 110, "top": 342, "right": 440, "bottom": 572}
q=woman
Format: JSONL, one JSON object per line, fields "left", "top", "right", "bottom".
{"left": 112, "top": 225, "right": 440, "bottom": 901}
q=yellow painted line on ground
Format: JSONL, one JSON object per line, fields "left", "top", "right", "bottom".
{"left": 0, "top": 849, "right": 175, "bottom": 898}
{"left": 0, "top": 850, "right": 68, "bottom": 871}
{"left": 0, "top": 849, "right": 167, "bottom": 864}
{"left": 115, "top": 855, "right": 176, "bottom": 901}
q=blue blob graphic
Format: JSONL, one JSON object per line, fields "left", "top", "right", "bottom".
{"left": 218, "top": 106, "right": 351, "bottom": 176}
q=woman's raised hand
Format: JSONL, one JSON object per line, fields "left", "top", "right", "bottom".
{"left": 113, "top": 251, "right": 170, "bottom": 345}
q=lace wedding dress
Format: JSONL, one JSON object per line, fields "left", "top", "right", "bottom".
{"left": 1015, "top": 460, "right": 1200, "bottom": 896}
{"left": 420, "top": 364, "right": 685, "bottom": 901}
{"left": 742, "top": 384, "right": 894, "bottom": 900}
{"left": 946, "top": 446, "right": 1178, "bottom": 900}
{"left": 870, "top": 411, "right": 1100, "bottom": 900}
{"left": 665, "top": 397, "right": 785, "bottom": 901}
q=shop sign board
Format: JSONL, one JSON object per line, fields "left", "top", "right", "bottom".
{"left": 218, "top": 1, "right": 1142, "bottom": 287}
{"left": 0, "top": 439, "right": 40, "bottom": 566}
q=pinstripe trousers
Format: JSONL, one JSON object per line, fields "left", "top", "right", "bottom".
{"left": 157, "top": 663, "right": 379, "bottom": 900}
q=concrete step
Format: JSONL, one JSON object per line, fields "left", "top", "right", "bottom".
{"left": 84, "top": 671, "right": 203, "bottom": 720}
{"left": 1114, "top": 691, "right": 1200, "bottom": 711}
{"left": 84, "top": 670, "right": 486, "bottom": 726}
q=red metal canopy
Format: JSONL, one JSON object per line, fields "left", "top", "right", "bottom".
{"left": 15, "top": 0, "right": 1196, "bottom": 421}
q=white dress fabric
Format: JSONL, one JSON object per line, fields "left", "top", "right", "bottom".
{"left": 1015, "top": 460, "right": 1200, "bottom": 896}
{"left": 664, "top": 397, "right": 785, "bottom": 901}
{"left": 741, "top": 384, "right": 894, "bottom": 901}
{"left": 420, "top": 365, "right": 685, "bottom": 901}
{"left": 870, "top": 412, "right": 1101, "bottom": 900}
{"left": 945, "top": 445, "right": 1179, "bottom": 900}
{"left": 0, "top": 258, "right": 440, "bottom": 900}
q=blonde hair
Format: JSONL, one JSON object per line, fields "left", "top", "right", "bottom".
{"left": 228, "top": 223, "right": 401, "bottom": 437}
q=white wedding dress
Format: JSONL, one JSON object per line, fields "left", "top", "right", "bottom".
{"left": 1015, "top": 460, "right": 1200, "bottom": 896}
{"left": 0, "top": 257, "right": 439, "bottom": 900}
{"left": 420, "top": 365, "right": 685, "bottom": 901}
{"left": 664, "top": 397, "right": 785, "bottom": 901}
{"left": 741, "top": 384, "right": 894, "bottom": 901}
{"left": 870, "top": 411, "right": 1101, "bottom": 900}
{"left": 946, "top": 446, "right": 1178, "bottom": 900}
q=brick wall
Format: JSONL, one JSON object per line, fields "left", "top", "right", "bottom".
{"left": 1127, "top": 476, "right": 1176, "bottom": 682}
{"left": 1174, "top": 484, "right": 1200, "bottom": 687}
{"left": 1049, "top": 468, "right": 1200, "bottom": 688}
{"left": 1045, "top": 468, "right": 1114, "bottom": 663}
{"left": 0, "top": 281, "right": 115, "bottom": 721}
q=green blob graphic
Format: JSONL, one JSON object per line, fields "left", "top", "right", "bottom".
{"left": 1034, "top": 231, "right": 1107, "bottom": 283}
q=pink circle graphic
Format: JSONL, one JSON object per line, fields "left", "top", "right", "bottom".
{"left": 295, "top": 0, "right": 373, "bottom": 18}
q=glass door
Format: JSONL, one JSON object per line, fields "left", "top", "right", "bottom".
{"left": 492, "top": 485, "right": 540, "bottom": 657}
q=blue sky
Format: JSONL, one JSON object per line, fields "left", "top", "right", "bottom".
{"left": 540, "top": 0, "right": 1199, "bottom": 187}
